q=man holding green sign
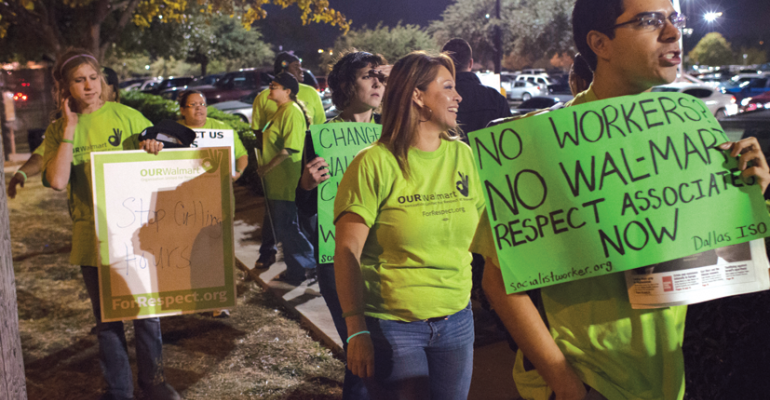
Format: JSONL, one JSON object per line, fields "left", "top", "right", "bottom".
{"left": 472, "top": 0, "right": 770, "bottom": 399}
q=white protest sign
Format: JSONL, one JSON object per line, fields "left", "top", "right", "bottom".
{"left": 91, "top": 147, "right": 236, "bottom": 322}
{"left": 191, "top": 129, "right": 236, "bottom": 177}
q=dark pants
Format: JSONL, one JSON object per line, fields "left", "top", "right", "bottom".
{"left": 82, "top": 266, "right": 166, "bottom": 400}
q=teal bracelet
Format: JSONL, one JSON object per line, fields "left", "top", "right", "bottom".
{"left": 15, "top": 170, "right": 27, "bottom": 183}
{"left": 346, "top": 330, "right": 370, "bottom": 344}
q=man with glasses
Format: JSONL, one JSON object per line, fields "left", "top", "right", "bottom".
{"left": 477, "top": 0, "right": 770, "bottom": 399}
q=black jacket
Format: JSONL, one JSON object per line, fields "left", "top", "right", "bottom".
{"left": 454, "top": 72, "right": 512, "bottom": 142}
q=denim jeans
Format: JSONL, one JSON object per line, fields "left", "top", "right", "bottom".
{"left": 364, "top": 302, "right": 474, "bottom": 400}
{"left": 267, "top": 199, "right": 315, "bottom": 280}
{"left": 82, "top": 266, "right": 166, "bottom": 400}
{"left": 317, "top": 263, "right": 371, "bottom": 400}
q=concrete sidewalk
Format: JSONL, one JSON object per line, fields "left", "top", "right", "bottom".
{"left": 231, "top": 184, "right": 521, "bottom": 400}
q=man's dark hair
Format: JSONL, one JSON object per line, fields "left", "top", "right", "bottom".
{"left": 441, "top": 38, "right": 472, "bottom": 71}
{"left": 572, "top": 0, "right": 625, "bottom": 71}
{"left": 327, "top": 51, "right": 387, "bottom": 110}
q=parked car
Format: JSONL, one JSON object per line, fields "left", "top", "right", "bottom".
{"left": 510, "top": 95, "right": 570, "bottom": 116}
{"left": 141, "top": 76, "right": 194, "bottom": 95}
{"left": 521, "top": 68, "right": 548, "bottom": 76}
{"left": 196, "top": 68, "right": 273, "bottom": 105}
{"left": 507, "top": 80, "right": 548, "bottom": 101}
{"left": 651, "top": 82, "right": 738, "bottom": 120}
{"left": 739, "top": 90, "right": 770, "bottom": 113}
{"left": 723, "top": 76, "right": 770, "bottom": 100}
{"left": 124, "top": 78, "right": 160, "bottom": 91}
{"left": 211, "top": 91, "right": 258, "bottom": 124}
{"left": 516, "top": 74, "right": 553, "bottom": 89}
{"left": 188, "top": 73, "right": 224, "bottom": 87}
{"left": 119, "top": 77, "right": 151, "bottom": 89}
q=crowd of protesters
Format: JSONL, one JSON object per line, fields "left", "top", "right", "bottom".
{"left": 8, "top": 0, "right": 770, "bottom": 399}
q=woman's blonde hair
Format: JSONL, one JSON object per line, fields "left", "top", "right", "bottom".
{"left": 379, "top": 51, "right": 458, "bottom": 177}
{"left": 52, "top": 48, "right": 112, "bottom": 115}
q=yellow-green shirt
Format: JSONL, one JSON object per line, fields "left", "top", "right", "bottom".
{"left": 260, "top": 102, "right": 307, "bottom": 201}
{"left": 32, "top": 143, "right": 45, "bottom": 157}
{"left": 471, "top": 86, "right": 687, "bottom": 400}
{"left": 334, "top": 140, "right": 485, "bottom": 321}
{"left": 43, "top": 102, "right": 151, "bottom": 266}
{"left": 177, "top": 117, "right": 247, "bottom": 159}
{"left": 251, "top": 82, "right": 325, "bottom": 131}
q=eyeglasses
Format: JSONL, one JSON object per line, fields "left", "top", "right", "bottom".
{"left": 184, "top": 102, "right": 206, "bottom": 108}
{"left": 613, "top": 12, "right": 686, "bottom": 30}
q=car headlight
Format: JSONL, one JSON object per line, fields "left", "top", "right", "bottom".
{"left": 741, "top": 97, "right": 752, "bottom": 106}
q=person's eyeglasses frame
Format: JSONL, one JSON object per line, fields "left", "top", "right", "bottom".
{"left": 613, "top": 11, "right": 686, "bottom": 31}
{"left": 184, "top": 102, "right": 207, "bottom": 109}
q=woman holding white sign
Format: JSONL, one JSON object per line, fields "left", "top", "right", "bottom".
{"left": 258, "top": 72, "right": 316, "bottom": 284}
{"left": 43, "top": 49, "right": 180, "bottom": 400}
{"left": 333, "top": 51, "right": 485, "bottom": 399}
{"left": 177, "top": 89, "right": 249, "bottom": 181}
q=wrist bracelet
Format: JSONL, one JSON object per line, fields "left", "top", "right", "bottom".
{"left": 62, "top": 138, "right": 75, "bottom": 145}
{"left": 341, "top": 309, "right": 364, "bottom": 318}
{"left": 346, "top": 330, "right": 370, "bottom": 343}
{"left": 15, "top": 170, "right": 27, "bottom": 183}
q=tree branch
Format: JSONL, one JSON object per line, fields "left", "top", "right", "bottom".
{"left": 99, "top": 0, "right": 142, "bottom": 59}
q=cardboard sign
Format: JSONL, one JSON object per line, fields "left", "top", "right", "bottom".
{"left": 91, "top": 147, "right": 236, "bottom": 321}
{"left": 311, "top": 122, "right": 381, "bottom": 263}
{"left": 191, "top": 129, "right": 236, "bottom": 177}
{"left": 468, "top": 92, "right": 770, "bottom": 294}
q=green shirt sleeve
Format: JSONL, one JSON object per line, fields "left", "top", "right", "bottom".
{"left": 41, "top": 120, "right": 64, "bottom": 188}
{"left": 32, "top": 143, "right": 45, "bottom": 157}
{"left": 251, "top": 89, "right": 273, "bottom": 131}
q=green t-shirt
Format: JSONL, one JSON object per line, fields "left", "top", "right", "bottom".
{"left": 251, "top": 82, "right": 325, "bottom": 131}
{"left": 32, "top": 143, "right": 45, "bottom": 157}
{"left": 177, "top": 117, "right": 247, "bottom": 159}
{"left": 334, "top": 140, "right": 485, "bottom": 322}
{"left": 471, "top": 86, "right": 687, "bottom": 400}
{"left": 43, "top": 101, "right": 151, "bottom": 267}
{"left": 260, "top": 102, "right": 307, "bottom": 201}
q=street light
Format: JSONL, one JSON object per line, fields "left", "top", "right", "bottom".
{"left": 704, "top": 11, "right": 722, "bottom": 23}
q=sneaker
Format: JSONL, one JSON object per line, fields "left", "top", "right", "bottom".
{"left": 144, "top": 383, "right": 182, "bottom": 400}
{"left": 254, "top": 253, "right": 276, "bottom": 269}
{"left": 304, "top": 268, "right": 318, "bottom": 285}
{"left": 274, "top": 271, "right": 305, "bottom": 285}
{"left": 213, "top": 309, "right": 230, "bottom": 318}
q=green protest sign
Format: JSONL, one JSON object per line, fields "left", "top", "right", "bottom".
{"left": 311, "top": 122, "right": 381, "bottom": 263}
{"left": 92, "top": 147, "right": 236, "bottom": 321}
{"left": 468, "top": 92, "right": 770, "bottom": 294}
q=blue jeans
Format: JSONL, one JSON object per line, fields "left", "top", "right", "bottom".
{"left": 318, "top": 263, "right": 371, "bottom": 400}
{"left": 267, "top": 199, "right": 315, "bottom": 280}
{"left": 364, "top": 302, "right": 474, "bottom": 400}
{"left": 82, "top": 266, "right": 166, "bottom": 400}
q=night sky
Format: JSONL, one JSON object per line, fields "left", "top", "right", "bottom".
{"left": 255, "top": 0, "right": 768, "bottom": 68}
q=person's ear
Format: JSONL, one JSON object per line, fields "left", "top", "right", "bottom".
{"left": 587, "top": 30, "right": 612, "bottom": 63}
{"left": 412, "top": 88, "right": 424, "bottom": 108}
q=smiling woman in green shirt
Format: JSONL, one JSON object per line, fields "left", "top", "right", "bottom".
{"left": 333, "top": 52, "right": 485, "bottom": 400}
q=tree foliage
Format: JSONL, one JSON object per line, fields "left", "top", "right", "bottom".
{"left": 0, "top": 0, "right": 349, "bottom": 61}
{"left": 320, "top": 22, "right": 437, "bottom": 72}
{"left": 429, "top": 0, "right": 574, "bottom": 68}
{"left": 689, "top": 32, "right": 733, "bottom": 66}
{"left": 180, "top": 14, "right": 273, "bottom": 75}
